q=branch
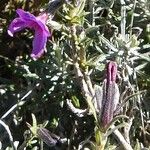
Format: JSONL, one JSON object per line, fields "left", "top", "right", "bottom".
{"left": 112, "top": 125, "right": 133, "bottom": 150}
{"left": 1, "top": 83, "right": 39, "bottom": 119}
{"left": 66, "top": 99, "right": 88, "bottom": 117}
{"left": 0, "top": 120, "right": 17, "bottom": 150}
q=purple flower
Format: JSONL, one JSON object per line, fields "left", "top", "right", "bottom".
{"left": 8, "top": 9, "right": 51, "bottom": 59}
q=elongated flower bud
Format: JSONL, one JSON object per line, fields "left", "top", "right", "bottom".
{"left": 37, "top": 127, "right": 61, "bottom": 147}
{"left": 95, "top": 61, "right": 120, "bottom": 131}
{"left": 101, "top": 61, "right": 119, "bottom": 129}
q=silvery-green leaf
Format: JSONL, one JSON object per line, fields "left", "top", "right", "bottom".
{"left": 47, "top": 20, "right": 62, "bottom": 30}
{"left": 94, "top": 84, "right": 103, "bottom": 116}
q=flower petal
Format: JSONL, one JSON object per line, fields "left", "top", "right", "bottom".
{"left": 31, "top": 29, "right": 47, "bottom": 59}
{"left": 17, "top": 9, "right": 50, "bottom": 36}
{"left": 35, "top": 20, "right": 50, "bottom": 37}
{"left": 16, "top": 9, "right": 36, "bottom": 21}
{"left": 36, "top": 13, "right": 48, "bottom": 24}
{"left": 7, "top": 18, "right": 27, "bottom": 37}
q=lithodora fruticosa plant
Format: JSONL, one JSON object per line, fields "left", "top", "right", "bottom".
{"left": 5, "top": 0, "right": 148, "bottom": 149}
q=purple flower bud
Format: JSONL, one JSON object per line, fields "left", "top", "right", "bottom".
{"left": 37, "top": 128, "right": 60, "bottom": 147}
{"left": 95, "top": 61, "right": 120, "bottom": 130}
{"left": 8, "top": 9, "right": 51, "bottom": 59}
{"left": 106, "top": 61, "right": 117, "bottom": 83}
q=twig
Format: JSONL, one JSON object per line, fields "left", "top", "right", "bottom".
{"left": 89, "top": 0, "right": 94, "bottom": 25}
{"left": 1, "top": 90, "right": 32, "bottom": 119}
{"left": 66, "top": 99, "right": 88, "bottom": 117}
{"left": 1, "top": 83, "right": 39, "bottom": 120}
{"left": 74, "top": 62, "right": 92, "bottom": 100}
{"left": 18, "top": 141, "right": 27, "bottom": 150}
{"left": 124, "top": 117, "right": 133, "bottom": 144}
{"left": 84, "top": 72, "right": 95, "bottom": 98}
{"left": 70, "top": 23, "right": 95, "bottom": 103}
{"left": 114, "top": 90, "right": 146, "bottom": 114}
{"left": 120, "top": 0, "right": 126, "bottom": 41}
{"left": 132, "top": 60, "right": 145, "bottom": 128}
{"left": 112, "top": 125, "right": 133, "bottom": 150}
{"left": 129, "top": 0, "right": 137, "bottom": 37}
{"left": 98, "top": 34, "right": 119, "bottom": 52}
{"left": 78, "top": 135, "right": 93, "bottom": 150}
{"left": 0, "top": 120, "right": 17, "bottom": 150}
{"left": 67, "top": 122, "right": 76, "bottom": 150}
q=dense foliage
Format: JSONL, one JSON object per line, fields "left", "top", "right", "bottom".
{"left": 0, "top": 0, "right": 150, "bottom": 149}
